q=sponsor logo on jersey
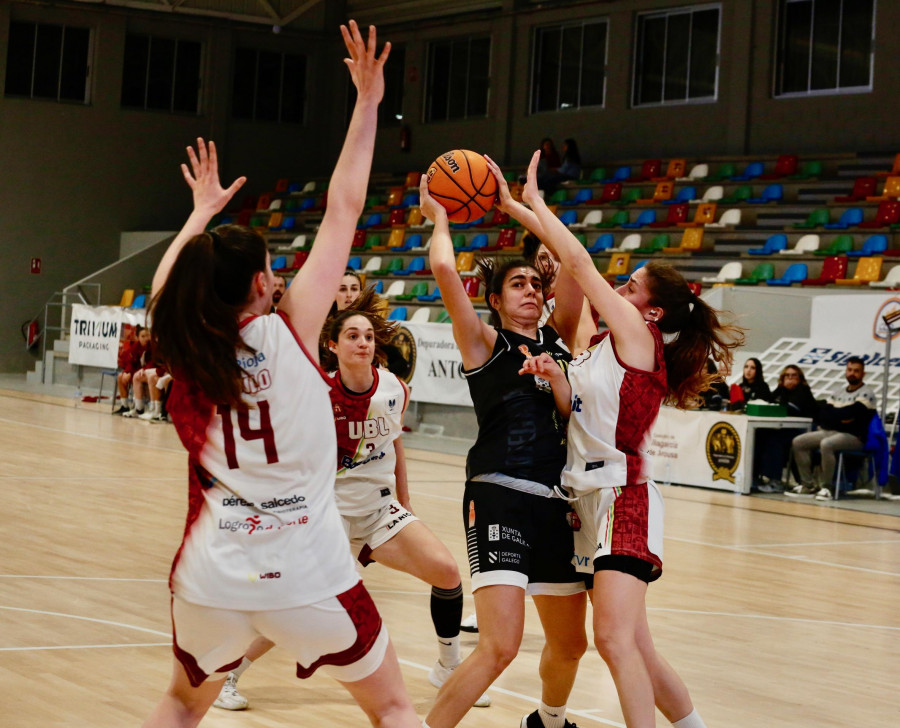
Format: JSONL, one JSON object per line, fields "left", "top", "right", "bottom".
{"left": 380, "top": 488, "right": 391, "bottom": 497}
{"left": 259, "top": 494, "right": 306, "bottom": 509}
{"left": 349, "top": 417, "right": 390, "bottom": 439}
{"left": 387, "top": 396, "right": 397, "bottom": 413}
{"left": 386, "top": 510, "right": 413, "bottom": 530}
{"left": 237, "top": 351, "right": 267, "bottom": 369}
{"left": 242, "top": 368, "right": 272, "bottom": 394}
{"left": 341, "top": 450, "right": 387, "bottom": 470}
{"left": 705, "top": 421, "right": 741, "bottom": 483}
{"left": 219, "top": 514, "right": 309, "bottom": 534}
{"left": 223, "top": 496, "right": 255, "bottom": 507}
{"left": 488, "top": 524, "right": 500, "bottom": 541}
{"left": 258, "top": 572, "right": 281, "bottom": 579}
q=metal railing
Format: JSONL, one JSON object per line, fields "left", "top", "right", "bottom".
{"left": 31, "top": 284, "right": 101, "bottom": 384}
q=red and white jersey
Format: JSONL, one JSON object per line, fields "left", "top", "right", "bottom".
{"left": 562, "top": 324, "right": 667, "bottom": 493}
{"left": 167, "top": 310, "right": 358, "bottom": 611}
{"left": 330, "top": 367, "right": 409, "bottom": 516}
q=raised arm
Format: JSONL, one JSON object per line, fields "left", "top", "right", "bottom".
{"left": 521, "top": 150, "right": 656, "bottom": 370}
{"left": 419, "top": 175, "right": 496, "bottom": 369}
{"left": 483, "top": 154, "right": 594, "bottom": 355}
{"left": 483, "top": 155, "right": 546, "bottom": 240}
{"left": 151, "top": 139, "right": 246, "bottom": 298}
{"left": 279, "top": 21, "right": 390, "bottom": 352}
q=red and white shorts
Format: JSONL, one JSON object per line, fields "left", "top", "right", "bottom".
{"left": 572, "top": 481, "right": 664, "bottom": 583}
{"left": 342, "top": 499, "right": 419, "bottom": 566}
{"left": 171, "top": 580, "right": 388, "bottom": 686}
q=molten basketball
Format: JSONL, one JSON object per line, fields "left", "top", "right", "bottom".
{"left": 426, "top": 150, "right": 498, "bottom": 223}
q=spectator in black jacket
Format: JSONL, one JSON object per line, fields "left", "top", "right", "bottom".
{"left": 754, "top": 365, "right": 817, "bottom": 492}
{"left": 787, "top": 356, "right": 877, "bottom": 500}
{"left": 730, "top": 357, "right": 772, "bottom": 410}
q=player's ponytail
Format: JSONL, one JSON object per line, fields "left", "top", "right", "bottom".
{"left": 643, "top": 261, "right": 745, "bottom": 408}
{"left": 149, "top": 225, "right": 267, "bottom": 409}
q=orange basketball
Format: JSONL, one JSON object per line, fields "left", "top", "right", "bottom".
{"left": 426, "top": 150, "right": 498, "bottom": 223}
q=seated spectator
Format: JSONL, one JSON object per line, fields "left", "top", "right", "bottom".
{"left": 537, "top": 137, "right": 561, "bottom": 176}
{"left": 537, "top": 138, "right": 582, "bottom": 195}
{"left": 113, "top": 325, "right": 149, "bottom": 415}
{"left": 137, "top": 361, "right": 170, "bottom": 422}
{"left": 124, "top": 341, "right": 157, "bottom": 419}
{"left": 787, "top": 356, "right": 877, "bottom": 500}
{"left": 754, "top": 365, "right": 817, "bottom": 492}
{"left": 329, "top": 269, "right": 362, "bottom": 316}
{"left": 699, "top": 358, "right": 730, "bottom": 410}
{"left": 272, "top": 274, "right": 286, "bottom": 308}
{"left": 729, "top": 357, "right": 771, "bottom": 410}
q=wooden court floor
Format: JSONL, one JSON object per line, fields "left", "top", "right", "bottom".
{"left": 1, "top": 390, "right": 898, "bottom": 728}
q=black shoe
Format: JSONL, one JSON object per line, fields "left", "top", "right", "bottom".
{"left": 520, "top": 710, "right": 578, "bottom": 728}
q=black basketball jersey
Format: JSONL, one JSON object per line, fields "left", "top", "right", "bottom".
{"left": 464, "top": 325, "right": 570, "bottom": 486}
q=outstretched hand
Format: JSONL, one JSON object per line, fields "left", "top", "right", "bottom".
{"left": 419, "top": 173, "right": 449, "bottom": 225}
{"left": 521, "top": 150, "right": 544, "bottom": 209}
{"left": 180, "top": 138, "right": 246, "bottom": 217}
{"left": 341, "top": 20, "right": 390, "bottom": 103}
{"left": 483, "top": 155, "right": 517, "bottom": 214}
{"left": 518, "top": 351, "right": 562, "bottom": 380}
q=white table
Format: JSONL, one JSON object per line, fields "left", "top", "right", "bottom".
{"left": 647, "top": 407, "right": 813, "bottom": 494}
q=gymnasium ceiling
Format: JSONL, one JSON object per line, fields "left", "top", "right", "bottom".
{"left": 60, "top": 0, "right": 510, "bottom": 29}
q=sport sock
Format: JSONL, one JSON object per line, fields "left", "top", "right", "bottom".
{"left": 430, "top": 584, "right": 463, "bottom": 666}
{"left": 231, "top": 657, "right": 253, "bottom": 679}
{"left": 672, "top": 708, "right": 708, "bottom": 728}
{"left": 539, "top": 701, "right": 567, "bottom": 728}
{"left": 436, "top": 635, "right": 461, "bottom": 668}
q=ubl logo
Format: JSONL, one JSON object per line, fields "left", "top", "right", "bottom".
{"left": 349, "top": 417, "right": 390, "bottom": 439}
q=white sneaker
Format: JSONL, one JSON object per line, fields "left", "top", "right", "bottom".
{"left": 460, "top": 613, "right": 478, "bottom": 633}
{"left": 213, "top": 673, "right": 248, "bottom": 710}
{"left": 845, "top": 488, "right": 875, "bottom": 498}
{"left": 138, "top": 409, "right": 157, "bottom": 421}
{"left": 122, "top": 408, "right": 142, "bottom": 418}
{"left": 428, "top": 660, "right": 491, "bottom": 708}
{"left": 814, "top": 487, "right": 833, "bottom": 501}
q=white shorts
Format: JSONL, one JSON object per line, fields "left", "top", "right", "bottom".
{"left": 171, "top": 581, "right": 389, "bottom": 686}
{"left": 342, "top": 499, "right": 419, "bottom": 566}
{"left": 572, "top": 481, "right": 665, "bottom": 583}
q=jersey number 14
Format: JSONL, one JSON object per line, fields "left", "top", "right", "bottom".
{"left": 217, "top": 402, "right": 279, "bottom": 469}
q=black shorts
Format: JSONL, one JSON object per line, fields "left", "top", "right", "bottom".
{"left": 463, "top": 480, "right": 585, "bottom": 596}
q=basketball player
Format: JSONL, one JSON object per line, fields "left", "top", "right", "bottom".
{"left": 212, "top": 291, "right": 490, "bottom": 711}
{"left": 325, "top": 294, "right": 490, "bottom": 707}
{"left": 418, "top": 176, "right": 588, "bottom": 728}
{"left": 140, "top": 21, "right": 420, "bottom": 728}
{"left": 518, "top": 149, "right": 743, "bottom": 728}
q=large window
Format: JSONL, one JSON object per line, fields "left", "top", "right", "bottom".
{"left": 4, "top": 20, "right": 91, "bottom": 103}
{"left": 531, "top": 20, "right": 607, "bottom": 113}
{"left": 632, "top": 4, "right": 720, "bottom": 107}
{"left": 775, "top": 0, "right": 875, "bottom": 97}
{"left": 121, "top": 34, "right": 201, "bottom": 113}
{"left": 346, "top": 45, "right": 405, "bottom": 127}
{"left": 425, "top": 36, "right": 490, "bottom": 122}
{"left": 232, "top": 48, "right": 306, "bottom": 123}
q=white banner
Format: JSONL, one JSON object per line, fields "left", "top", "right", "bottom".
{"left": 394, "top": 322, "right": 472, "bottom": 406}
{"left": 646, "top": 408, "right": 748, "bottom": 492}
{"left": 68, "top": 305, "right": 147, "bottom": 368}
{"left": 806, "top": 292, "right": 900, "bottom": 369}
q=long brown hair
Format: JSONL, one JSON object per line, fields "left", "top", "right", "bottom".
{"left": 643, "top": 261, "right": 745, "bottom": 408}
{"left": 320, "top": 286, "right": 397, "bottom": 372}
{"left": 149, "top": 225, "right": 267, "bottom": 409}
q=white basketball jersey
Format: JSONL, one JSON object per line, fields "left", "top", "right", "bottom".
{"left": 563, "top": 326, "right": 667, "bottom": 493}
{"left": 330, "top": 367, "right": 409, "bottom": 516}
{"left": 168, "top": 311, "right": 358, "bottom": 611}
